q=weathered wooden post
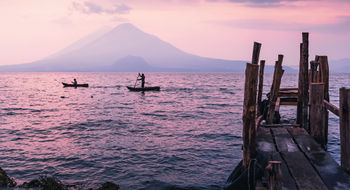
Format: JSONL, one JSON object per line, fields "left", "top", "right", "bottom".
{"left": 310, "top": 61, "right": 319, "bottom": 83}
{"left": 252, "top": 42, "right": 261, "bottom": 65}
{"left": 257, "top": 60, "right": 265, "bottom": 115}
{"left": 318, "top": 56, "right": 329, "bottom": 144}
{"left": 242, "top": 42, "right": 260, "bottom": 168}
{"left": 266, "top": 161, "right": 283, "bottom": 190}
{"left": 266, "top": 55, "right": 284, "bottom": 124}
{"left": 339, "top": 87, "right": 350, "bottom": 172}
{"left": 297, "top": 32, "right": 309, "bottom": 130}
{"left": 310, "top": 83, "right": 327, "bottom": 149}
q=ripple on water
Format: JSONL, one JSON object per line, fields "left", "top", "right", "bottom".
{"left": 0, "top": 72, "right": 347, "bottom": 189}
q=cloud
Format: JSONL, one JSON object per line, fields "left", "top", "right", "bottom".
{"left": 207, "top": 0, "right": 316, "bottom": 8}
{"left": 210, "top": 15, "right": 350, "bottom": 33}
{"left": 72, "top": 1, "right": 131, "bottom": 15}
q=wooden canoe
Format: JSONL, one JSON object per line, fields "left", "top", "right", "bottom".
{"left": 62, "top": 82, "right": 89, "bottom": 87}
{"left": 127, "top": 86, "right": 160, "bottom": 91}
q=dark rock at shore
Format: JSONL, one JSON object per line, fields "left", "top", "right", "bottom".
{"left": 20, "top": 175, "right": 66, "bottom": 190}
{"left": 97, "top": 182, "right": 120, "bottom": 190}
{"left": 0, "top": 167, "right": 120, "bottom": 190}
{"left": 0, "top": 167, "right": 16, "bottom": 187}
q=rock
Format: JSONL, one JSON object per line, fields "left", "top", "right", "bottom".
{"left": 0, "top": 167, "right": 16, "bottom": 187}
{"left": 20, "top": 179, "right": 41, "bottom": 188}
{"left": 97, "top": 182, "right": 120, "bottom": 190}
{"left": 20, "top": 176, "right": 66, "bottom": 190}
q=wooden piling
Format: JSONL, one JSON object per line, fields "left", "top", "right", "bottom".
{"left": 318, "top": 56, "right": 329, "bottom": 144}
{"left": 267, "top": 55, "right": 284, "bottom": 124}
{"left": 242, "top": 63, "right": 259, "bottom": 168}
{"left": 297, "top": 33, "right": 309, "bottom": 130}
{"left": 310, "top": 83, "right": 327, "bottom": 149}
{"left": 257, "top": 60, "right": 265, "bottom": 115}
{"left": 310, "top": 61, "right": 319, "bottom": 83}
{"left": 252, "top": 42, "right": 262, "bottom": 65}
{"left": 266, "top": 161, "right": 283, "bottom": 190}
{"left": 340, "top": 88, "right": 350, "bottom": 172}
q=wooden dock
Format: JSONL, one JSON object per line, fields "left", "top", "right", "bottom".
{"left": 256, "top": 126, "right": 350, "bottom": 189}
{"left": 225, "top": 33, "right": 350, "bottom": 190}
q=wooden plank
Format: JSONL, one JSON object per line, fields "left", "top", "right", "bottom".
{"left": 256, "top": 128, "right": 298, "bottom": 190}
{"left": 297, "top": 32, "right": 309, "bottom": 130}
{"left": 280, "top": 101, "right": 297, "bottom": 106}
{"left": 260, "top": 123, "right": 300, "bottom": 128}
{"left": 279, "top": 88, "right": 298, "bottom": 91}
{"left": 340, "top": 87, "right": 350, "bottom": 172}
{"left": 324, "top": 99, "right": 339, "bottom": 117}
{"left": 242, "top": 63, "right": 259, "bottom": 167}
{"left": 289, "top": 128, "right": 350, "bottom": 189}
{"left": 280, "top": 97, "right": 298, "bottom": 105}
{"left": 280, "top": 97, "right": 298, "bottom": 101}
{"left": 256, "top": 127, "right": 275, "bottom": 153}
{"left": 310, "top": 83, "right": 327, "bottom": 148}
{"left": 272, "top": 128, "right": 328, "bottom": 190}
{"left": 278, "top": 91, "right": 298, "bottom": 97}
{"left": 267, "top": 55, "right": 284, "bottom": 124}
{"left": 257, "top": 60, "right": 265, "bottom": 116}
{"left": 272, "top": 128, "right": 300, "bottom": 153}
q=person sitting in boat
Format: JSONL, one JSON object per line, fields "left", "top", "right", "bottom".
{"left": 72, "top": 78, "right": 77, "bottom": 86}
{"left": 138, "top": 73, "right": 145, "bottom": 88}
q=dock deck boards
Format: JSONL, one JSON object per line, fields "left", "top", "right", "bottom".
{"left": 256, "top": 126, "right": 350, "bottom": 190}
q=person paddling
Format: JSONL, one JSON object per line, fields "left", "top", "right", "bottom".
{"left": 72, "top": 78, "right": 77, "bottom": 86}
{"left": 137, "top": 73, "right": 145, "bottom": 88}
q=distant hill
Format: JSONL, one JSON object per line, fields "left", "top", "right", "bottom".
{"left": 0, "top": 23, "right": 295, "bottom": 72}
{"left": 329, "top": 58, "right": 350, "bottom": 72}
{"left": 287, "top": 59, "right": 350, "bottom": 73}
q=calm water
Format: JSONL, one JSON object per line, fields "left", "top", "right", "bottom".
{"left": 0, "top": 72, "right": 348, "bottom": 189}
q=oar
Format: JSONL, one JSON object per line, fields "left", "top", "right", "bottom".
{"left": 134, "top": 77, "right": 139, "bottom": 88}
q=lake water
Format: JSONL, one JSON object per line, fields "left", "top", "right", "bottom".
{"left": 0, "top": 72, "right": 348, "bottom": 189}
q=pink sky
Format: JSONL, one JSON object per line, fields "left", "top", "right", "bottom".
{"left": 0, "top": 0, "right": 349, "bottom": 66}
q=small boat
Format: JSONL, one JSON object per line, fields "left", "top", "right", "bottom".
{"left": 62, "top": 82, "right": 89, "bottom": 87}
{"left": 127, "top": 86, "right": 160, "bottom": 91}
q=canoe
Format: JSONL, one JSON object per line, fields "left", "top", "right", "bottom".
{"left": 62, "top": 82, "right": 89, "bottom": 87}
{"left": 127, "top": 86, "right": 160, "bottom": 91}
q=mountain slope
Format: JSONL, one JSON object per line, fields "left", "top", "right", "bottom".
{"left": 0, "top": 23, "right": 286, "bottom": 72}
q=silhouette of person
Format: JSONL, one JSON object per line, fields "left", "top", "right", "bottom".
{"left": 138, "top": 73, "right": 145, "bottom": 88}
{"left": 72, "top": 78, "right": 77, "bottom": 86}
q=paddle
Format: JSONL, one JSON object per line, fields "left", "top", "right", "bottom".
{"left": 134, "top": 74, "right": 140, "bottom": 88}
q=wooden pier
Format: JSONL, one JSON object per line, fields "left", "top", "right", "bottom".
{"left": 225, "top": 33, "right": 350, "bottom": 190}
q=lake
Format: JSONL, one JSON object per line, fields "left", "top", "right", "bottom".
{"left": 0, "top": 72, "right": 348, "bottom": 189}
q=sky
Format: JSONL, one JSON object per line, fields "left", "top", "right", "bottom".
{"left": 0, "top": 0, "right": 350, "bottom": 66}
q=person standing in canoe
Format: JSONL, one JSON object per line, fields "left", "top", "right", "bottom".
{"left": 138, "top": 73, "right": 145, "bottom": 88}
{"left": 72, "top": 78, "right": 77, "bottom": 86}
